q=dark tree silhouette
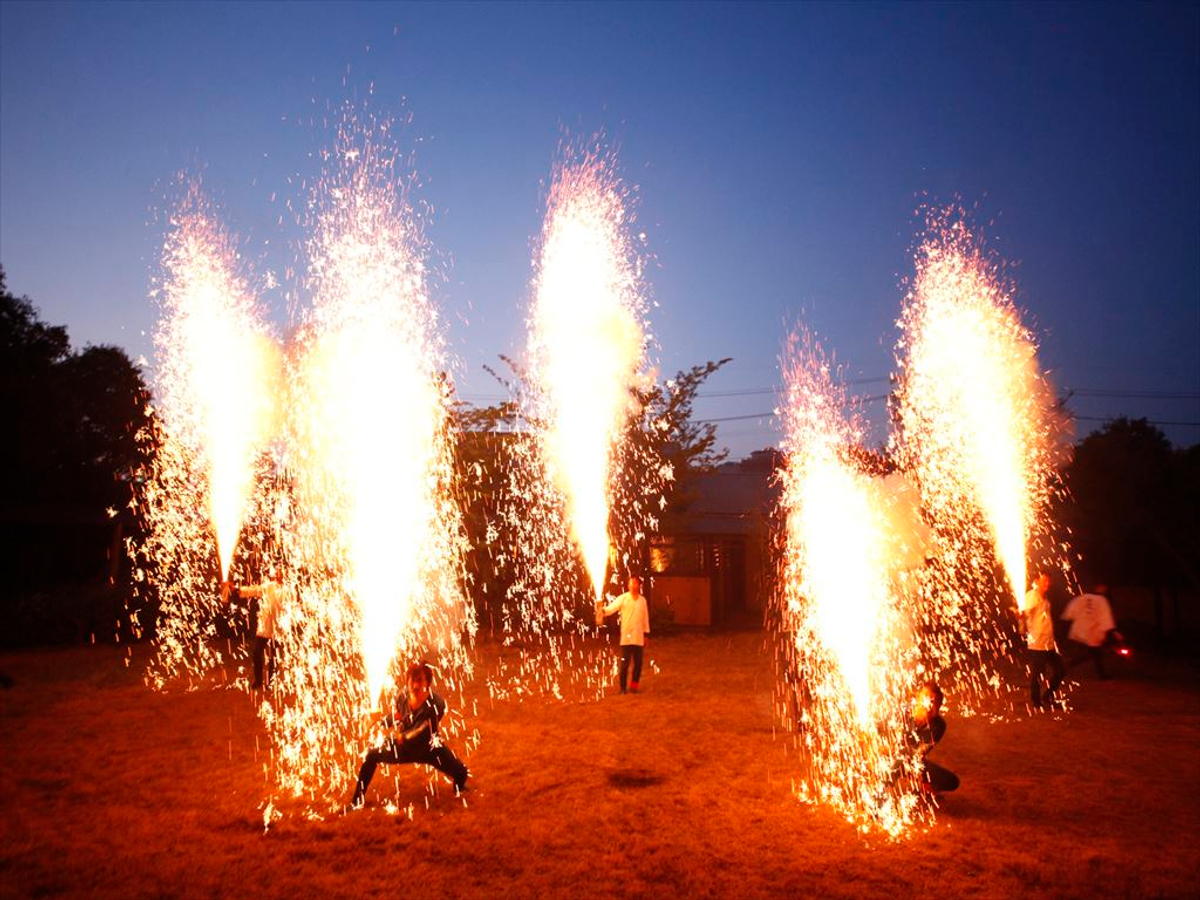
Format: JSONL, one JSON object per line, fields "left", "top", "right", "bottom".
{"left": 1, "top": 267, "right": 155, "bottom": 644}
{"left": 1063, "top": 417, "right": 1199, "bottom": 642}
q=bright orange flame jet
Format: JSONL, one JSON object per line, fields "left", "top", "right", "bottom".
{"left": 156, "top": 189, "right": 281, "bottom": 578}
{"left": 528, "top": 152, "right": 646, "bottom": 604}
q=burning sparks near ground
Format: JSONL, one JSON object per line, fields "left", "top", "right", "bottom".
{"left": 133, "top": 116, "right": 472, "bottom": 809}
{"left": 776, "top": 331, "right": 928, "bottom": 836}
{"left": 774, "top": 211, "right": 1066, "bottom": 835}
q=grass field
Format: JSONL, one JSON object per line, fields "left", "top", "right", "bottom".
{"left": 2, "top": 629, "right": 1198, "bottom": 900}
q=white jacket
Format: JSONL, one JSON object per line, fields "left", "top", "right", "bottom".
{"left": 602, "top": 592, "right": 650, "bottom": 646}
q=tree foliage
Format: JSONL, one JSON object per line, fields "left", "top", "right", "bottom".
{"left": 1, "top": 267, "right": 156, "bottom": 643}
{"left": 449, "top": 356, "right": 732, "bottom": 617}
{"left": 0, "top": 267, "right": 153, "bottom": 509}
{"left": 622, "top": 357, "right": 732, "bottom": 529}
{"left": 1063, "top": 417, "right": 1199, "bottom": 589}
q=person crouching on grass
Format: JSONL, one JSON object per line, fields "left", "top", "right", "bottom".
{"left": 599, "top": 575, "right": 650, "bottom": 694}
{"left": 911, "top": 681, "right": 959, "bottom": 797}
{"left": 349, "top": 661, "right": 469, "bottom": 809}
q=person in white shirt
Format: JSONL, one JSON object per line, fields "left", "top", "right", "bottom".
{"left": 223, "top": 577, "right": 285, "bottom": 689}
{"left": 1021, "top": 571, "right": 1065, "bottom": 708}
{"left": 1062, "top": 582, "right": 1121, "bottom": 680}
{"left": 599, "top": 575, "right": 651, "bottom": 694}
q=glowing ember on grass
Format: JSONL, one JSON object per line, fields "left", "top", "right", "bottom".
{"left": 776, "top": 330, "right": 928, "bottom": 836}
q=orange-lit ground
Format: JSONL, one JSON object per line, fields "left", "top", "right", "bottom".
{"left": 2, "top": 630, "right": 1197, "bottom": 899}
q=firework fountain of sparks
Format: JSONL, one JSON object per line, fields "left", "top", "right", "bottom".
{"left": 133, "top": 186, "right": 282, "bottom": 684}
{"left": 135, "top": 117, "right": 474, "bottom": 805}
{"left": 154, "top": 188, "right": 282, "bottom": 579}
{"left": 490, "top": 145, "right": 664, "bottom": 699}
{"left": 529, "top": 148, "right": 648, "bottom": 604}
{"left": 893, "top": 209, "right": 1064, "bottom": 695}
{"left": 776, "top": 329, "right": 931, "bottom": 836}
{"left": 271, "top": 116, "right": 473, "bottom": 798}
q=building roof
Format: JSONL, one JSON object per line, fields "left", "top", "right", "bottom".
{"left": 667, "top": 463, "right": 779, "bottom": 536}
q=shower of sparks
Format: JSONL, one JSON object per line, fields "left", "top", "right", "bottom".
{"left": 270, "top": 115, "right": 473, "bottom": 799}
{"left": 775, "top": 329, "right": 929, "bottom": 837}
{"left": 153, "top": 187, "right": 282, "bottom": 580}
{"left": 483, "top": 144, "right": 665, "bottom": 701}
{"left": 130, "top": 186, "right": 281, "bottom": 687}
{"left": 133, "top": 117, "right": 474, "bottom": 808}
{"left": 896, "top": 211, "right": 1058, "bottom": 608}
{"left": 892, "top": 209, "right": 1065, "bottom": 699}
{"left": 771, "top": 213, "right": 1072, "bottom": 836}
{"left": 527, "top": 147, "right": 648, "bottom": 604}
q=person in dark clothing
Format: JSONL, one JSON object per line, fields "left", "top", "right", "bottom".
{"left": 349, "top": 661, "right": 469, "bottom": 808}
{"left": 222, "top": 578, "right": 284, "bottom": 690}
{"left": 910, "top": 681, "right": 959, "bottom": 795}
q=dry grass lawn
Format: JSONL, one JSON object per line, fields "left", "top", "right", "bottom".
{"left": 2, "top": 629, "right": 1198, "bottom": 900}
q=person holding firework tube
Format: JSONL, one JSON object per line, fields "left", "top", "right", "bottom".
{"left": 349, "top": 661, "right": 468, "bottom": 809}
{"left": 599, "top": 575, "right": 650, "bottom": 694}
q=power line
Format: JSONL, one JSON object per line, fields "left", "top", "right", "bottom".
{"left": 1069, "top": 389, "right": 1200, "bottom": 400}
{"left": 701, "top": 406, "right": 1200, "bottom": 429}
{"left": 1073, "top": 415, "right": 1200, "bottom": 427}
{"left": 695, "top": 376, "right": 890, "bottom": 399}
{"left": 697, "top": 394, "right": 890, "bottom": 424}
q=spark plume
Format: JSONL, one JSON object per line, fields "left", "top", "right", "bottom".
{"left": 526, "top": 148, "right": 648, "bottom": 603}
{"left": 134, "top": 119, "right": 474, "bottom": 807}
{"left": 776, "top": 330, "right": 927, "bottom": 836}
{"left": 895, "top": 212, "right": 1056, "bottom": 608}
{"left": 129, "top": 186, "right": 282, "bottom": 688}
{"left": 773, "top": 214, "right": 1069, "bottom": 835}
{"left": 154, "top": 188, "right": 282, "bottom": 579}
{"left": 478, "top": 144, "right": 665, "bottom": 702}
{"left": 266, "top": 118, "right": 473, "bottom": 798}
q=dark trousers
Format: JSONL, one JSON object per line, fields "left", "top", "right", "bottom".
{"left": 924, "top": 760, "right": 960, "bottom": 793}
{"left": 619, "top": 644, "right": 644, "bottom": 692}
{"left": 252, "top": 636, "right": 274, "bottom": 688}
{"left": 1028, "top": 648, "right": 1066, "bottom": 706}
{"left": 352, "top": 739, "right": 468, "bottom": 804}
{"left": 1068, "top": 644, "right": 1108, "bottom": 680}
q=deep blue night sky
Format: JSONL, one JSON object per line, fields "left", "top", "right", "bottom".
{"left": 2, "top": 2, "right": 1197, "bottom": 456}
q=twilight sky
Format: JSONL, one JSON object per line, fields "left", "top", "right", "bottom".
{"left": 2, "top": 1, "right": 1197, "bottom": 458}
